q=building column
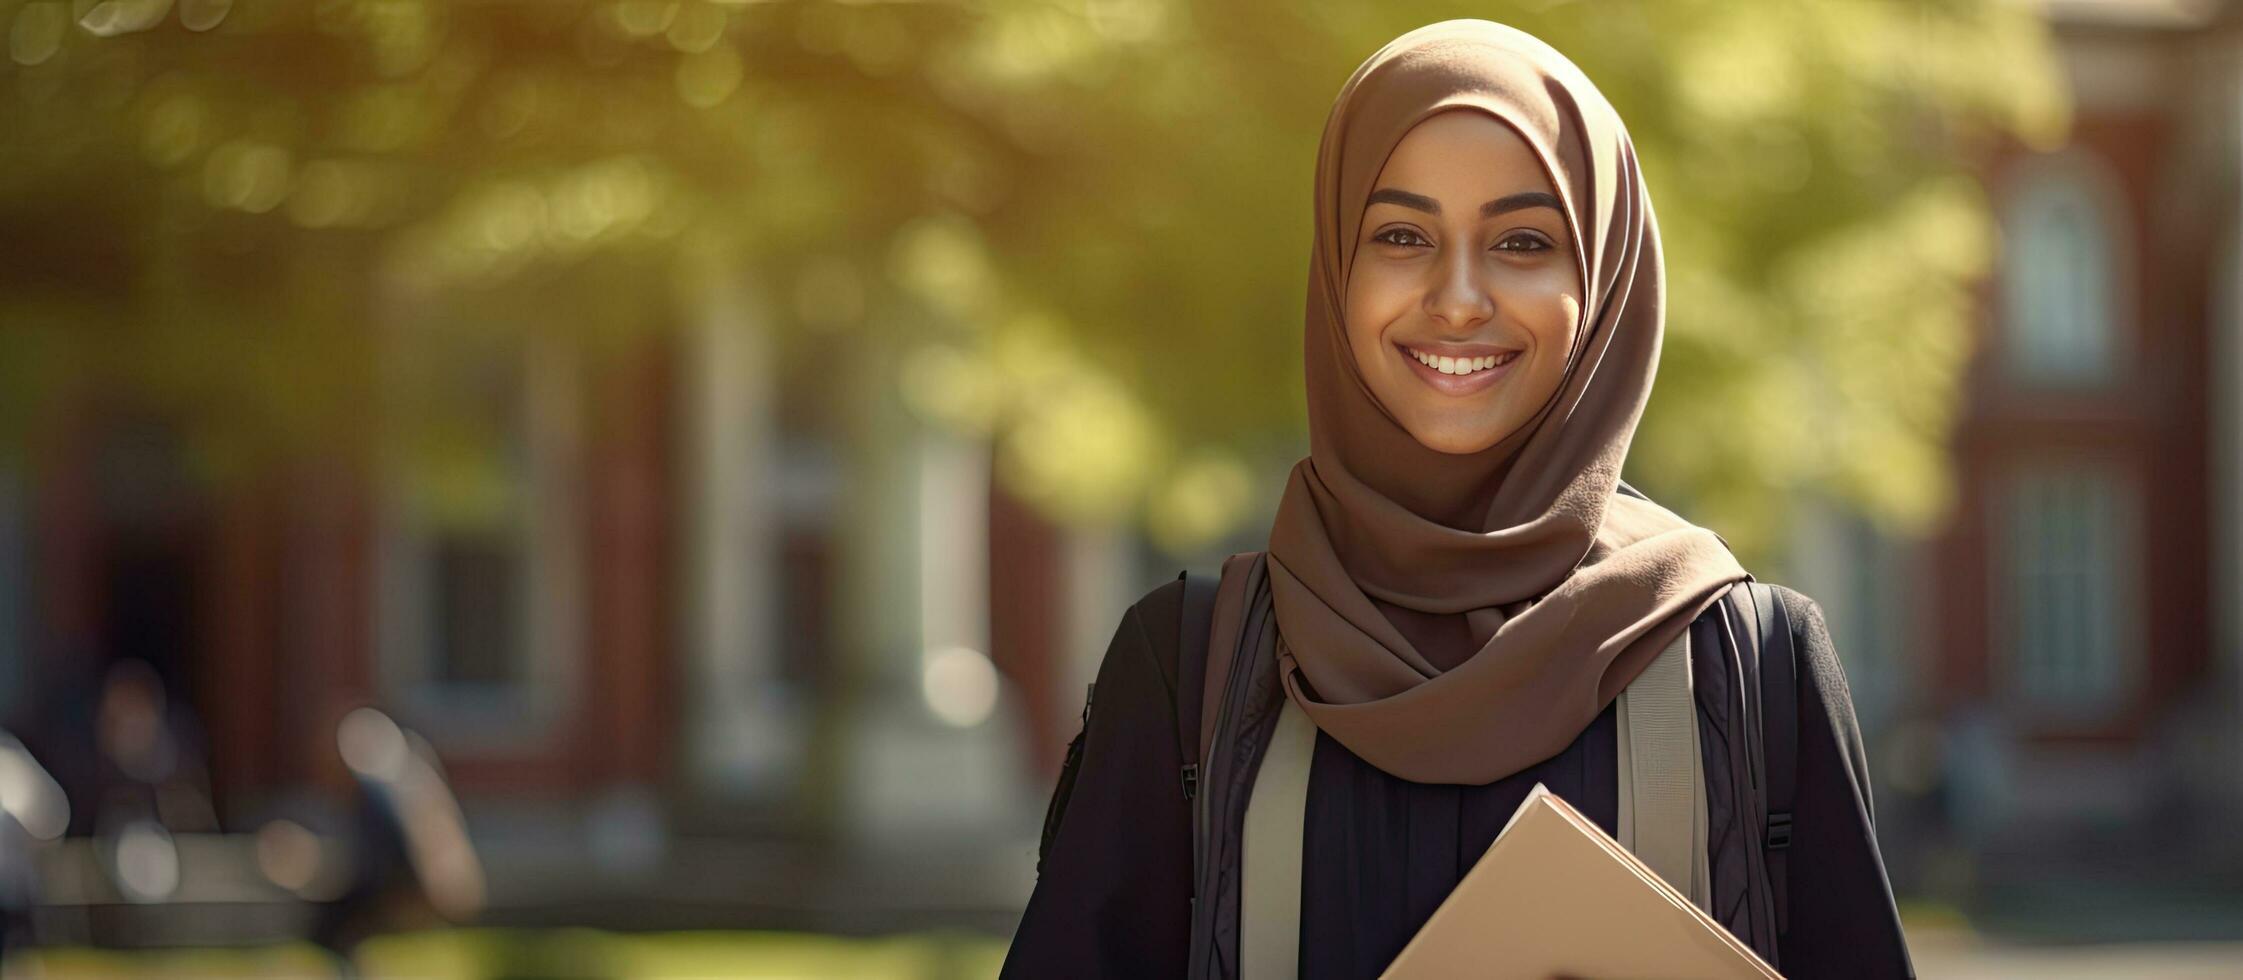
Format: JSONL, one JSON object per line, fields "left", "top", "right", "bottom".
{"left": 2220, "top": 57, "right": 2243, "bottom": 825}
{"left": 832, "top": 335, "right": 1034, "bottom": 847}
{"left": 677, "top": 254, "right": 805, "bottom": 804}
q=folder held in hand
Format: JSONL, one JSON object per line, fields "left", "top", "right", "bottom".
{"left": 1380, "top": 783, "right": 1783, "bottom": 979}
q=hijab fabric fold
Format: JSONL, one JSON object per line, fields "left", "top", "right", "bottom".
{"left": 1265, "top": 19, "right": 1749, "bottom": 786}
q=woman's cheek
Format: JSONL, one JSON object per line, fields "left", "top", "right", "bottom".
{"left": 1343, "top": 279, "right": 1405, "bottom": 358}
{"left": 1515, "top": 281, "right": 1580, "bottom": 359}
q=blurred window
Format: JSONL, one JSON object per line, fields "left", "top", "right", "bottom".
{"left": 430, "top": 527, "right": 520, "bottom": 686}
{"left": 1999, "top": 150, "right": 2129, "bottom": 386}
{"left": 378, "top": 329, "right": 581, "bottom": 744}
{"left": 1835, "top": 510, "right": 1902, "bottom": 732}
{"left": 775, "top": 440, "right": 837, "bottom": 693}
{"left": 1995, "top": 461, "right": 2139, "bottom": 721}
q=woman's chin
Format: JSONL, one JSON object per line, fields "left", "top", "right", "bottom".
{"left": 1401, "top": 417, "right": 1510, "bottom": 456}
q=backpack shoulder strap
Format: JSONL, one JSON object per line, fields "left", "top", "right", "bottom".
{"left": 1196, "top": 551, "right": 1265, "bottom": 772}
{"left": 1239, "top": 681, "right": 1315, "bottom": 980}
{"left": 1037, "top": 570, "right": 1207, "bottom": 877}
{"left": 1176, "top": 567, "right": 1220, "bottom": 800}
{"left": 1188, "top": 551, "right": 1274, "bottom": 980}
{"left": 1746, "top": 581, "right": 1799, "bottom": 936}
{"left": 1614, "top": 624, "right": 1709, "bottom": 910}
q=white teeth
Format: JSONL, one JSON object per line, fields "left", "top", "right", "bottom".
{"left": 1411, "top": 348, "right": 1517, "bottom": 375}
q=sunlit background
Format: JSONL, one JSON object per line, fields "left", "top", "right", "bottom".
{"left": 0, "top": 0, "right": 2239, "bottom": 976}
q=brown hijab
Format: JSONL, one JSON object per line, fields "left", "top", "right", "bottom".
{"left": 1265, "top": 19, "right": 1749, "bottom": 785}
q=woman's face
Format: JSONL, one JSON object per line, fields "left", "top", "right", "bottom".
{"left": 1344, "top": 108, "right": 1583, "bottom": 456}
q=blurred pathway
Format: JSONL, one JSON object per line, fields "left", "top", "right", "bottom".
{"left": 1908, "top": 927, "right": 2243, "bottom": 979}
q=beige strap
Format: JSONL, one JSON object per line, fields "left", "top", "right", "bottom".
{"left": 1241, "top": 693, "right": 1317, "bottom": 980}
{"left": 1614, "top": 628, "right": 1711, "bottom": 910}
{"left": 1240, "top": 629, "right": 1709, "bottom": 980}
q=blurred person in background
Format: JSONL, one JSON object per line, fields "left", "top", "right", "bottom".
{"left": 92, "top": 658, "right": 217, "bottom": 833}
{"left": 87, "top": 658, "right": 217, "bottom": 908}
{"left": 310, "top": 706, "right": 484, "bottom": 965}
{"left": 0, "top": 732, "right": 70, "bottom": 961}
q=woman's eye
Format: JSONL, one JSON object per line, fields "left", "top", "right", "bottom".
{"left": 1494, "top": 233, "right": 1551, "bottom": 253}
{"left": 1374, "top": 227, "right": 1430, "bottom": 248}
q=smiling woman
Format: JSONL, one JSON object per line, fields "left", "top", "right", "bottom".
{"left": 1004, "top": 18, "right": 1911, "bottom": 980}
{"left": 1345, "top": 109, "right": 1583, "bottom": 457}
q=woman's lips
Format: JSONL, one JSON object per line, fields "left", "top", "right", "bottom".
{"left": 1396, "top": 342, "right": 1519, "bottom": 395}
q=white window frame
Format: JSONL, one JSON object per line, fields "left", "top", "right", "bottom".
{"left": 1999, "top": 147, "right": 2135, "bottom": 387}
{"left": 1988, "top": 458, "right": 2143, "bottom": 725}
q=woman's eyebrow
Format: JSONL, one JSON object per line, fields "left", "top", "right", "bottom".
{"left": 1366, "top": 187, "right": 1563, "bottom": 218}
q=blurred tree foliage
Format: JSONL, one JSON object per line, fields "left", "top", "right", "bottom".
{"left": 0, "top": 0, "right": 2062, "bottom": 557}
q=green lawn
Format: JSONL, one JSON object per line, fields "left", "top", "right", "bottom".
{"left": 4, "top": 928, "right": 1011, "bottom": 979}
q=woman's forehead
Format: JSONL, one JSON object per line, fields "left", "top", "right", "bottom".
{"left": 1372, "top": 108, "right": 1559, "bottom": 200}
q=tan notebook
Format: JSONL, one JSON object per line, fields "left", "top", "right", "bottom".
{"left": 1381, "top": 783, "right": 1782, "bottom": 980}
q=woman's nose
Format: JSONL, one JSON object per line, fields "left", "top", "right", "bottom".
{"left": 1423, "top": 251, "right": 1495, "bottom": 331}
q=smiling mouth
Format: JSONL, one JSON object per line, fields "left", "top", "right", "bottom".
{"left": 1402, "top": 345, "right": 1520, "bottom": 374}
{"left": 1395, "top": 342, "right": 1521, "bottom": 394}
